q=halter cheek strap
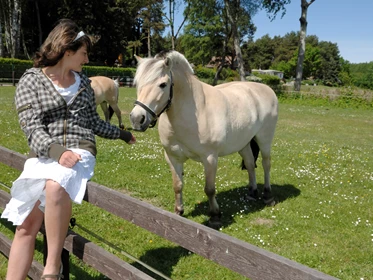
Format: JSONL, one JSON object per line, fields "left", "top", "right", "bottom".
{"left": 134, "top": 100, "right": 157, "bottom": 119}
{"left": 134, "top": 72, "right": 174, "bottom": 128}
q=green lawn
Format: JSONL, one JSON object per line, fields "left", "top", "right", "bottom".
{"left": 0, "top": 85, "right": 372, "bottom": 279}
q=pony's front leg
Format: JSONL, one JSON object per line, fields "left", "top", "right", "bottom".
{"left": 203, "top": 154, "right": 221, "bottom": 229}
{"left": 164, "top": 151, "right": 184, "bottom": 215}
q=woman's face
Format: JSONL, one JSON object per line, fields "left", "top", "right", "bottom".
{"left": 66, "top": 45, "right": 89, "bottom": 72}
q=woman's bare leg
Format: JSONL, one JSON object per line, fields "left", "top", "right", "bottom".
{"left": 42, "top": 179, "right": 71, "bottom": 278}
{"left": 6, "top": 201, "right": 44, "bottom": 280}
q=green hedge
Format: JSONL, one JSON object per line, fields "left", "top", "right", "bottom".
{"left": 0, "top": 58, "right": 136, "bottom": 82}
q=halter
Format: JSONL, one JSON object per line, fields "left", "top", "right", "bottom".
{"left": 134, "top": 72, "right": 174, "bottom": 128}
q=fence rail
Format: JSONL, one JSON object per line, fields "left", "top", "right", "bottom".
{"left": 0, "top": 145, "right": 338, "bottom": 280}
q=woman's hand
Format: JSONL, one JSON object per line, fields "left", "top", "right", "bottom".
{"left": 127, "top": 134, "right": 136, "bottom": 145}
{"left": 59, "top": 150, "right": 82, "bottom": 168}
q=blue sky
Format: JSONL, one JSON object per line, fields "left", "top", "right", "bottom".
{"left": 252, "top": 0, "right": 373, "bottom": 63}
{"left": 168, "top": 1, "right": 373, "bottom": 64}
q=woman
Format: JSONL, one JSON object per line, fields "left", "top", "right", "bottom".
{"left": 1, "top": 19, "right": 135, "bottom": 280}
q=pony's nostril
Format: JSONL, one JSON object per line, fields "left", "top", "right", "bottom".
{"left": 140, "top": 115, "right": 145, "bottom": 124}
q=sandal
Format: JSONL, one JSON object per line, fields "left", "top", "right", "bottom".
{"left": 41, "top": 263, "right": 64, "bottom": 279}
{"left": 40, "top": 274, "right": 64, "bottom": 279}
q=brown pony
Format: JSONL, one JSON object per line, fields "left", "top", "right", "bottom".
{"left": 90, "top": 76, "right": 125, "bottom": 129}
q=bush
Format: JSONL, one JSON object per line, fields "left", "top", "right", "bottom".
{"left": 194, "top": 65, "right": 215, "bottom": 79}
{"left": 83, "top": 66, "right": 136, "bottom": 78}
{"left": 219, "top": 67, "right": 239, "bottom": 81}
{"left": 255, "top": 74, "right": 281, "bottom": 86}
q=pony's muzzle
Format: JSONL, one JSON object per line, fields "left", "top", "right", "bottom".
{"left": 130, "top": 110, "right": 150, "bottom": 132}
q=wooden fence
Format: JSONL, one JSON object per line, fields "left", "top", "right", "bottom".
{"left": 0, "top": 145, "right": 339, "bottom": 280}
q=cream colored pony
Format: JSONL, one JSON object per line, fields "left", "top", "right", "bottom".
{"left": 130, "top": 51, "right": 278, "bottom": 228}
{"left": 90, "top": 76, "right": 125, "bottom": 129}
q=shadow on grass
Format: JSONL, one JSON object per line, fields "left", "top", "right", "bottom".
{"left": 186, "top": 183, "right": 300, "bottom": 228}
{"left": 135, "top": 183, "right": 301, "bottom": 279}
{"left": 0, "top": 183, "right": 300, "bottom": 280}
{"left": 135, "top": 246, "right": 189, "bottom": 280}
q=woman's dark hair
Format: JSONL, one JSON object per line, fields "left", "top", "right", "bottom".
{"left": 33, "top": 19, "right": 92, "bottom": 67}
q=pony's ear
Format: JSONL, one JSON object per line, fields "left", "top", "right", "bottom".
{"left": 134, "top": 55, "right": 142, "bottom": 62}
{"left": 164, "top": 57, "right": 172, "bottom": 70}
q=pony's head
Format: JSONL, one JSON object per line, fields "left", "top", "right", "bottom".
{"left": 130, "top": 51, "right": 193, "bottom": 131}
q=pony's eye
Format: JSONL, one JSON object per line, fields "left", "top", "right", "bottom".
{"left": 160, "top": 82, "right": 167, "bottom": 88}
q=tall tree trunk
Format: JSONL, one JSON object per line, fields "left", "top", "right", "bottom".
{"left": 147, "top": 29, "right": 151, "bottom": 57}
{"left": 224, "top": 0, "right": 246, "bottom": 81}
{"left": 8, "top": 0, "right": 22, "bottom": 58}
{"left": 0, "top": 14, "right": 3, "bottom": 57}
{"left": 294, "top": 0, "right": 316, "bottom": 91}
{"left": 166, "top": 0, "right": 188, "bottom": 50}
{"left": 213, "top": 37, "right": 229, "bottom": 86}
{"left": 21, "top": 30, "right": 30, "bottom": 59}
{"left": 35, "top": 0, "right": 42, "bottom": 46}
{"left": 2, "top": 0, "right": 12, "bottom": 55}
{"left": 168, "top": 0, "right": 176, "bottom": 49}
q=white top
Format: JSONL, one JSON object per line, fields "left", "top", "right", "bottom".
{"left": 52, "top": 71, "right": 81, "bottom": 105}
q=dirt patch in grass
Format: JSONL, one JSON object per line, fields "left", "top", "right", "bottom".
{"left": 251, "top": 218, "right": 275, "bottom": 227}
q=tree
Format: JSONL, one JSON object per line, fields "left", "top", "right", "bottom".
{"left": 1, "top": 0, "right": 23, "bottom": 58}
{"left": 140, "top": 1, "right": 165, "bottom": 57}
{"left": 318, "top": 41, "right": 341, "bottom": 86}
{"left": 0, "top": 11, "right": 3, "bottom": 57}
{"left": 223, "top": 0, "right": 291, "bottom": 81}
{"left": 294, "top": 0, "right": 316, "bottom": 91}
{"left": 164, "top": 0, "right": 190, "bottom": 50}
{"left": 179, "top": 0, "right": 226, "bottom": 65}
{"left": 243, "top": 34, "right": 274, "bottom": 70}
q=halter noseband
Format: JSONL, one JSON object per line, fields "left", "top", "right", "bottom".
{"left": 134, "top": 73, "right": 174, "bottom": 128}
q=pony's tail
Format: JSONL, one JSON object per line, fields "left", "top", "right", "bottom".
{"left": 241, "top": 138, "right": 260, "bottom": 170}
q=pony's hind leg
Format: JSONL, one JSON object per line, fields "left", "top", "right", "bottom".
{"left": 256, "top": 133, "right": 276, "bottom": 206}
{"left": 100, "top": 102, "right": 110, "bottom": 122}
{"left": 109, "top": 103, "right": 125, "bottom": 129}
{"left": 202, "top": 154, "right": 221, "bottom": 229}
{"left": 239, "top": 143, "right": 258, "bottom": 201}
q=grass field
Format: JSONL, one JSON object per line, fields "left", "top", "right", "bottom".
{"left": 0, "top": 85, "right": 372, "bottom": 279}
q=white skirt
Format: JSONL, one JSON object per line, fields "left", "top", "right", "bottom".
{"left": 1, "top": 148, "right": 96, "bottom": 226}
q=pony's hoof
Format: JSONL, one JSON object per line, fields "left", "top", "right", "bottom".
{"left": 247, "top": 189, "right": 259, "bottom": 201}
{"left": 175, "top": 208, "right": 184, "bottom": 216}
{"left": 208, "top": 216, "right": 222, "bottom": 230}
{"left": 263, "top": 197, "right": 276, "bottom": 206}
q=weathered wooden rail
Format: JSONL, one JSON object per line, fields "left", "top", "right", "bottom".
{"left": 0, "top": 145, "right": 338, "bottom": 280}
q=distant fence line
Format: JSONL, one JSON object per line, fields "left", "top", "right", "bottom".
{"left": 0, "top": 70, "right": 134, "bottom": 87}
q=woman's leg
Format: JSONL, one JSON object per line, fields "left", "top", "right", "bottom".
{"left": 6, "top": 201, "right": 44, "bottom": 280}
{"left": 42, "top": 179, "right": 71, "bottom": 277}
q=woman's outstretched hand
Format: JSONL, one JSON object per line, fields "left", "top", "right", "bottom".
{"left": 128, "top": 134, "right": 136, "bottom": 145}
